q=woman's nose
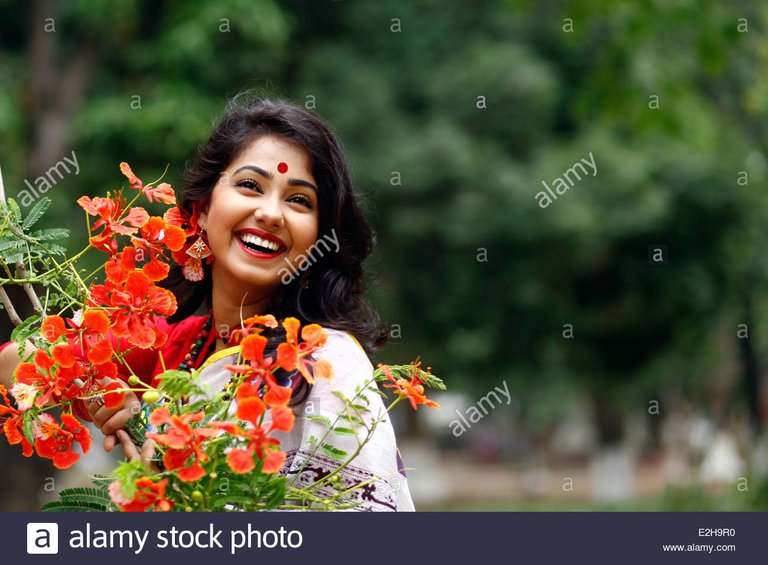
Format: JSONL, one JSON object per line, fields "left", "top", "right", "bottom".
{"left": 253, "top": 197, "right": 284, "bottom": 228}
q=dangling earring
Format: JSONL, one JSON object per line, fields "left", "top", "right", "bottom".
{"left": 182, "top": 229, "right": 212, "bottom": 282}
{"left": 187, "top": 231, "right": 213, "bottom": 259}
{"left": 300, "top": 273, "right": 310, "bottom": 289}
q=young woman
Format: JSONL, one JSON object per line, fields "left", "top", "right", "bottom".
{"left": 0, "top": 95, "right": 414, "bottom": 511}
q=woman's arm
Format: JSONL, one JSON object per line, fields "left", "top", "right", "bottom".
{"left": 0, "top": 341, "right": 35, "bottom": 389}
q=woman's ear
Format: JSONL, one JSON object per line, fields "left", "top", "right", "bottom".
{"left": 195, "top": 199, "right": 210, "bottom": 231}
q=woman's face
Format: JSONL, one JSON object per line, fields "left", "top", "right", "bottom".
{"left": 198, "top": 134, "right": 319, "bottom": 301}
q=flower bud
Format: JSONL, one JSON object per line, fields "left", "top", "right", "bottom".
{"left": 142, "top": 390, "right": 160, "bottom": 404}
{"left": 191, "top": 491, "right": 204, "bottom": 503}
{"left": 128, "top": 375, "right": 141, "bottom": 385}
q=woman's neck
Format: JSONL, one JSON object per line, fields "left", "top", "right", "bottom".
{"left": 210, "top": 273, "right": 276, "bottom": 336}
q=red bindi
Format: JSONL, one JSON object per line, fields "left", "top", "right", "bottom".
{"left": 277, "top": 162, "right": 288, "bottom": 174}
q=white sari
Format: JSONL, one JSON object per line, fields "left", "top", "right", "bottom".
{"left": 197, "top": 329, "right": 415, "bottom": 512}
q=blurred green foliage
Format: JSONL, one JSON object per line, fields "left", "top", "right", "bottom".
{"left": 1, "top": 0, "right": 767, "bottom": 437}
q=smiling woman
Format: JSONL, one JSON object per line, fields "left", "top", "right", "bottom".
{"left": 0, "top": 94, "right": 416, "bottom": 511}
{"left": 198, "top": 135, "right": 320, "bottom": 318}
{"left": 102, "top": 94, "right": 412, "bottom": 511}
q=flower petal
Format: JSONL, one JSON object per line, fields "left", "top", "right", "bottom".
{"left": 227, "top": 448, "right": 255, "bottom": 474}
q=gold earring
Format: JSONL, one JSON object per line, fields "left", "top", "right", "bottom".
{"left": 187, "top": 233, "right": 212, "bottom": 259}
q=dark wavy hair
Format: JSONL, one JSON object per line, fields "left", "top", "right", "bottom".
{"left": 161, "top": 94, "right": 388, "bottom": 361}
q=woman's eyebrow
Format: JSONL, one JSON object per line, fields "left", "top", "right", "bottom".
{"left": 233, "top": 165, "right": 317, "bottom": 192}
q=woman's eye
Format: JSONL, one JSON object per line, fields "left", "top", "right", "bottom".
{"left": 288, "top": 194, "right": 313, "bottom": 209}
{"left": 235, "top": 179, "right": 262, "bottom": 192}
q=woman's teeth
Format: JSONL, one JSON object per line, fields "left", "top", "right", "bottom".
{"left": 238, "top": 233, "right": 282, "bottom": 253}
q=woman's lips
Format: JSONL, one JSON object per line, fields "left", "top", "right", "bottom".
{"left": 235, "top": 234, "right": 285, "bottom": 259}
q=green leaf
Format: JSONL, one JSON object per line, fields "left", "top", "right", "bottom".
{"left": 111, "top": 460, "right": 148, "bottom": 500}
{"left": 339, "top": 414, "right": 366, "bottom": 426}
{"left": 156, "top": 369, "right": 207, "bottom": 398}
{"left": 7, "top": 199, "right": 21, "bottom": 225}
{"left": 263, "top": 478, "right": 287, "bottom": 507}
{"left": 40, "top": 243, "right": 67, "bottom": 256}
{"left": 22, "top": 198, "right": 51, "bottom": 230}
{"left": 4, "top": 251, "right": 25, "bottom": 264}
{"left": 331, "top": 390, "right": 351, "bottom": 403}
{"left": 30, "top": 228, "right": 70, "bottom": 241}
{"left": 42, "top": 500, "right": 109, "bottom": 512}
{"left": 0, "top": 239, "right": 25, "bottom": 253}
{"left": 331, "top": 426, "right": 357, "bottom": 436}
{"left": 307, "top": 414, "right": 332, "bottom": 428}
{"left": 210, "top": 495, "right": 255, "bottom": 509}
{"left": 57, "top": 487, "right": 113, "bottom": 508}
{"left": 11, "top": 314, "right": 41, "bottom": 345}
{"left": 22, "top": 411, "right": 37, "bottom": 446}
{"left": 319, "top": 443, "right": 347, "bottom": 459}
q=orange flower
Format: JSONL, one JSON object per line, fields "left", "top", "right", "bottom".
{"left": 380, "top": 364, "right": 440, "bottom": 411}
{"left": 102, "top": 381, "right": 126, "bottom": 409}
{"left": 78, "top": 190, "right": 149, "bottom": 253}
{"left": 146, "top": 407, "right": 218, "bottom": 482}
{"left": 0, "top": 385, "right": 33, "bottom": 457}
{"left": 42, "top": 310, "right": 116, "bottom": 369}
{"left": 90, "top": 271, "right": 176, "bottom": 349}
{"left": 130, "top": 217, "right": 186, "bottom": 281}
{"left": 119, "top": 162, "right": 143, "bottom": 190}
{"left": 41, "top": 316, "right": 67, "bottom": 342}
{"left": 82, "top": 309, "right": 110, "bottom": 334}
{"left": 11, "top": 347, "right": 84, "bottom": 409}
{"left": 226, "top": 314, "right": 278, "bottom": 346}
{"left": 109, "top": 477, "right": 173, "bottom": 512}
{"left": 33, "top": 413, "right": 92, "bottom": 469}
{"left": 120, "top": 162, "right": 176, "bottom": 205}
{"left": 275, "top": 318, "right": 333, "bottom": 384}
{"left": 164, "top": 206, "right": 198, "bottom": 238}
{"left": 210, "top": 381, "right": 294, "bottom": 475}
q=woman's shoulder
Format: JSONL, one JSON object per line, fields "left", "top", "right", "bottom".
{"left": 314, "top": 328, "right": 372, "bottom": 379}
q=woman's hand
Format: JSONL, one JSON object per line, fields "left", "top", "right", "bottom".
{"left": 115, "top": 429, "right": 161, "bottom": 473}
{"left": 86, "top": 379, "right": 141, "bottom": 451}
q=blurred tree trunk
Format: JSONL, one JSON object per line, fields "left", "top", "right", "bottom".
{"left": 738, "top": 292, "right": 762, "bottom": 436}
{"left": 0, "top": 0, "right": 96, "bottom": 511}
{"left": 27, "top": 0, "right": 94, "bottom": 173}
{"left": 591, "top": 384, "right": 624, "bottom": 446}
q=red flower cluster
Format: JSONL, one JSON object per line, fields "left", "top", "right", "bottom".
{"left": 77, "top": 190, "right": 149, "bottom": 254}
{"left": 216, "top": 316, "right": 331, "bottom": 474}
{"left": 109, "top": 477, "right": 173, "bottom": 512}
{"left": 120, "top": 162, "right": 176, "bottom": 205}
{"left": 275, "top": 317, "right": 333, "bottom": 384}
{"left": 211, "top": 379, "right": 295, "bottom": 474}
{"left": 78, "top": 165, "right": 185, "bottom": 349}
{"left": 0, "top": 385, "right": 32, "bottom": 457}
{"left": 89, "top": 262, "right": 177, "bottom": 349}
{"left": 380, "top": 361, "right": 440, "bottom": 411}
{"left": 146, "top": 407, "right": 219, "bottom": 482}
{"left": 227, "top": 314, "right": 333, "bottom": 384}
{"left": 0, "top": 163, "right": 186, "bottom": 469}
{"left": 11, "top": 347, "right": 84, "bottom": 410}
{"left": 33, "top": 413, "right": 92, "bottom": 469}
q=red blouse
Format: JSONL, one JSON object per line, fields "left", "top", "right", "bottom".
{"left": 0, "top": 314, "right": 213, "bottom": 388}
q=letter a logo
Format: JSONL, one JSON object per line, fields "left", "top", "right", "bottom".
{"left": 27, "top": 523, "right": 58, "bottom": 554}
